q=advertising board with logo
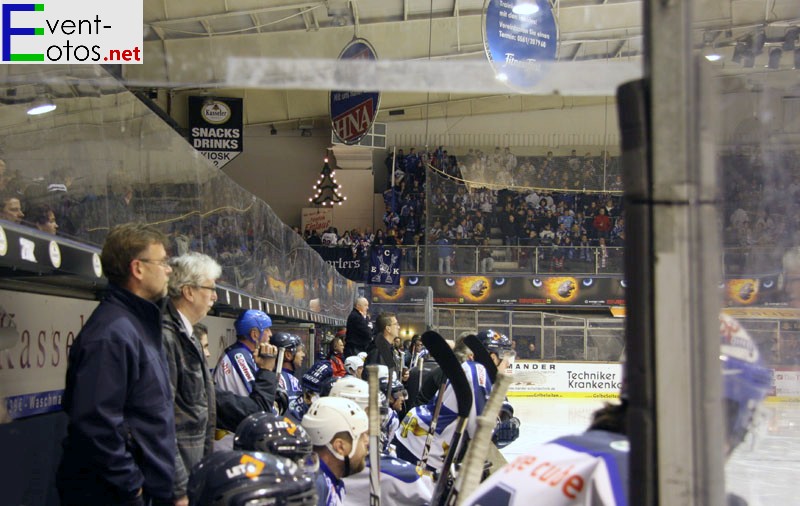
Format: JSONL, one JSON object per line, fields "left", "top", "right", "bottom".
{"left": 507, "top": 361, "right": 623, "bottom": 398}
{"left": 0, "top": 290, "right": 236, "bottom": 420}
{"left": 329, "top": 38, "right": 380, "bottom": 145}
{"left": 0, "top": 0, "right": 142, "bottom": 64}
{"left": 189, "top": 96, "right": 244, "bottom": 168}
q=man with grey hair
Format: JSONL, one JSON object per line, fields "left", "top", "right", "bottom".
{"left": 162, "top": 252, "right": 222, "bottom": 505}
{"left": 345, "top": 296, "right": 372, "bottom": 357}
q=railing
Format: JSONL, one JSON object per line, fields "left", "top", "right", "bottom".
{"left": 399, "top": 244, "right": 624, "bottom": 275}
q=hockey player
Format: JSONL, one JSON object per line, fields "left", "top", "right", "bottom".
{"left": 214, "top": 309, "right": 273, "bottom": 395}
{"left": 344, "top": 355, "right": 364, "bottom": 379}
{"left": 270, "top": 331, "right": 307, "bottom": 405}
{"left": 187, "top": 450, "right": 317, "bottom": 506}
{"left": 475, "top": 330, "right": 521, "bottom": 449}
{"left": 287, "top": 360, "right": 337, "bottom": 423}
{"left": 233, "top": 411, "right": 319, "bottom": 475}
{"left": 329, "top": 376, "right": 435, "bottom": 506}
{"left": 302, "top": 397, "right": 370, "bottom": 506}
{"left": 393, "top": 337, "right": 492, "bottom": 473}
{"left": 461, "top": 313, "right": 772, "bottom": 506}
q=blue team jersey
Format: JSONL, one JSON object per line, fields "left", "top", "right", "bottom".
{"left": 315, "top": 459, "right": 345, "bottom": 506}
{"left": 214, "top": 341, "right": 258, "bottom": 396}
{"left": 279, "top": 367, "right": 303, "bottom": 402}
{"left": 395, "top": 360, "right": 492, "bottom": 471}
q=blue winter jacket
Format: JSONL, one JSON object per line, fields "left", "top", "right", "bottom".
{"left": 58, "top": 284, "right": 177, "bottom": 505}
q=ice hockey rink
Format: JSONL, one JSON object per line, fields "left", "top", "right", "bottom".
{"left": 503, "top": 397, "right": 800, "bottom": 505}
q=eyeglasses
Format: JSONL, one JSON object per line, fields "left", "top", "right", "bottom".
{"left": 193, "top": 285, "right": 217, "bottom": 292}
{"left": 138, "top": 257, "right": 171, "bottom": 268}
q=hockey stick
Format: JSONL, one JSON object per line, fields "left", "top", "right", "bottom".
{"left": 418, "top": 380, "right": 448, "bottom": 470}
{"left": 421, "top": 331, "right": 473, "bottom": 506}
{"left": 274, "top": 347, "right": 286, "bottom": 374}
{"left": 464, "top": 335, "right": 497, "bottom": 382}
{"left": 447, "top": 372, "right": 512, "bottom": 505}
{"left": 366, "top": 365, "right": 381, "bottom": 506}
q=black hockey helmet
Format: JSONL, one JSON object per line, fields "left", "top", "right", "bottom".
{"left": 233, "top": 412, "right": 313, "bottom": 461}
{"left": 187, "top": 450, "right": 316, "bottom": 506}
{"left": 477, "top": 329, "right": 513, "bottom": 358}
{"left": 270, "top": 331, "right": 304, "bottom": 351}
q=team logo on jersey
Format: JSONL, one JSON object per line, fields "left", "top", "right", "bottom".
{"left": 234, "top": 352, "right": 255, "bottom": 382}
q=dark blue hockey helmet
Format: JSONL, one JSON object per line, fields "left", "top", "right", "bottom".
{"left": 187, "top": 450, "right": 316, "bottom": 506}
{"left": 477, "top": 329, "right": 513, "bottom": 358}
{"left": 233, "top": 412, "right": 318, "bottom": 475}
{"left": 301, "top": 360, "right": 336, "bottom": 396}
{"left": 270, "top": 331, "right": 304, "bottom": 351}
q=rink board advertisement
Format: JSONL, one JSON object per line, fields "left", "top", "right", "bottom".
{"left": 507, "top": 361, "right": 623, "bottom": 398}
{"left": 773, "top": 368, "right": 800, "bottom": 401}
{"left": 0, "top": 290, "right": 236, "bottom": 420}
{"left": 427, "top": 275, "right": 625, "bottom": 307}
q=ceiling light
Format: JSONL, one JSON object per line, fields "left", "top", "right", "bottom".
{"left": 512, "top": 1, "right": 539, "bottom": 15}
{"left": 703, "top": 47, "right": 722, "bottom": 62}
{"left": 270, "top": 124, "right": 277, "bottom": 135}
{"left": 27, "top": 97, "right": 56, "bottom": 115}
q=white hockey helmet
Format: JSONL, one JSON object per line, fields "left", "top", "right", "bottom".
{"left": 302, "top": 397, "right": 368, "bottom": 459}
{"left": 329, "top": 376, "right": 370, "bottom": 411}
{"left": 344, "top": 355, "right": 364, "bottom": 375}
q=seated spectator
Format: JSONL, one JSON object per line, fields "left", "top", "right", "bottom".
{"left": 0, "top": 192, "right": 24, "bottom": 223}
{"left": 28, "top": 204, "right": 58, "bottom": 234}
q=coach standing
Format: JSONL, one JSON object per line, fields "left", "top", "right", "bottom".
{"left": 58, "top": 223, "right": 177, "bottom": 506}
{"left": 344, "top": 296, "right": 373, "bottom": 357}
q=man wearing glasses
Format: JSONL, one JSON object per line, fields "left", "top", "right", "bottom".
{"left": 366, "top": 312, "right": 403, "bottom": 384}
{"left": 58, "top": 223, "right": 177, "bottom": 506}
{"left": 161, "top": 252, "right": 222, "bottom": 506}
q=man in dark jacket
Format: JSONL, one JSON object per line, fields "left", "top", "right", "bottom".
{"left": 162, "top": 252, "right": 222, "bottom": 503}
{"left": 344, "top": 296, "right": 372, "bottom": 357}
{"left": 366, "top": 312, "right": 402, "bottom": 384}
{"left": 58, "top": 223, "right": 177, "bottom": 506}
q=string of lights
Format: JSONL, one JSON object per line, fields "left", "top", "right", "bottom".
{"left": 308, "top": 156, "right": 347, "bottom": 206}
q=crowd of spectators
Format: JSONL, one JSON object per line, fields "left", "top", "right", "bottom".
{"left": 303, "top": 146, "right": 626, "bottom": 274}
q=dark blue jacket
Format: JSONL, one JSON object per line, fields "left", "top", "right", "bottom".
{"left": 58, "top": 284, "right": 176, "bottom": 505}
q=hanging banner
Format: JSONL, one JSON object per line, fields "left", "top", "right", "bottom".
{"left": 301, "top": 207, "right": 333, "bottom": 235}
{"left": 188, "top": 96, "right": 243, "bottom": 168}
{"left": 483, "top": 0, "right": 558, "bottom": 89}
{"left": 369, "top": 247, "right": 401, "bottom": 286}
{"left": 313, "top": 246, "right": 364, "bottom": 282}
{"left": 329, "top": 38, "right": 381, "bottom": 145}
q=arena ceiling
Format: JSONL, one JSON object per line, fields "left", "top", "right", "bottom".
{"left": 0, "top": 0, "right": 798, "bottom": 131}
{"left": 127, "top": 0, "right": 800, "bottom": 128}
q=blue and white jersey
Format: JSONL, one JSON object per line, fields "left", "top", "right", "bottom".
{"left": 343, "top": 454, "right": 434, "bottom": 506}
{"left": 382, "top": 409, "right": 400, "bottom": 453}
{"left": 394, "top": 360, "right": 491, "bottom": 471}
{"left": 213, "top": 341, "right": 257, "bottom": 396}
{"left": 315, "top": 459, "right": 346, "bottom": 506}
{"left": 462, "top": 430, "right": 630, "bottom": 506}
{"left": 279, "top": 367, "right": 303, "bottom": 403}
{"left": 287, "top": 396, "right": 309, "bottom": 424}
